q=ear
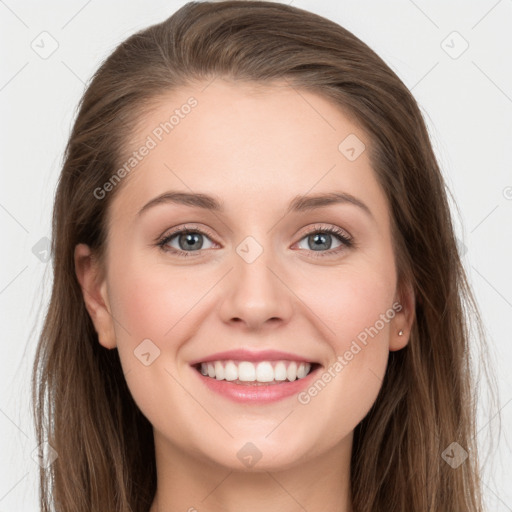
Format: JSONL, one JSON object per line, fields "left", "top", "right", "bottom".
{"left": 389, "top": 280, "right": 416, "bottom": 352}
{"left": 74, "top": 243, "right": 117, "bottom": 349}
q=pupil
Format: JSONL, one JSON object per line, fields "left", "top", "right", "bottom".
{"left": 181, "top": 233, "right": 202, "bottom": 250}
{"left": 311, "top": 233, "right": 330, "bottom": 250}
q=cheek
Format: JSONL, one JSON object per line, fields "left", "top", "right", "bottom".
{"left": 301, "top": 262, "right": 396, "bottom": 349}
{"left": 294, "top": 263, "right": 395, "bottom": 409}
{"left": 104, "top": 254, "right": 203, "bottom": 435}
{"left": 296, "top": 264, "right": 395, "bottom": 428}
{"left": 107, "top": 249, "right": 198, "bottom": 343}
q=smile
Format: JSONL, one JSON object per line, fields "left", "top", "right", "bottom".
{"left": 195, "top": 360, "right": 317, "bottom": 384}
{"left": 192, "top": 360, "right": 322, "bottom": 403}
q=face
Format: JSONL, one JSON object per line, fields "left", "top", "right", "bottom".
{"left": 76, "top": 78, "right": 414, "bottom": 472}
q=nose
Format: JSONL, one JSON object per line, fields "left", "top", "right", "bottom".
{"left": 218, "top": 245, "right": 294, "bottom": 332}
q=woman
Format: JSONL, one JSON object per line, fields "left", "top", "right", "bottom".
{"left": 32, "top": 1, "right": 494, "bottom": 510}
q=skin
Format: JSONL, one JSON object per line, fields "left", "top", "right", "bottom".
{"left": 75, "top": 78, "right": 415, "bottom": 512}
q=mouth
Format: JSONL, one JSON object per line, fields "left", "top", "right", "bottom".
{"left": 191, "top": 360, "right": 322, "bottom": 386}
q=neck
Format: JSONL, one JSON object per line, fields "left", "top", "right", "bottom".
{"left": 149, "top": 430, "right": 353, "bottom": 512}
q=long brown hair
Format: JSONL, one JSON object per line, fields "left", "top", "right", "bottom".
{"left": 32, "top": 1, "right": 497, "bottom": 510}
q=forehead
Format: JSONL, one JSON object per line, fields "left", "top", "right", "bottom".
{"left": 109, "top": 78, "right": 389, "bottom": 228}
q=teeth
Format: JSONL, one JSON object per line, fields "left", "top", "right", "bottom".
{"left": 274, "top": 361, "right": 287, "bottom": 381}
{"left": 297, "top": 362, "right": 307, "bottom": 379}
{"left": 225, "top": 361, "right": 237, "bottom": 381}
{"left": 214, "top": 361, "right": 224, "bottom": 380}
{"left": 287, "top": 361, "right": 297, "bottom": 381}
{"left": 199, "top": 360, "right": 313, "bottom": 383}
{"left": 255, "top": 361, "right": 274, "bottom": 382}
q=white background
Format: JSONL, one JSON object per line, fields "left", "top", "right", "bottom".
{"left": 1, "top": 0, "right": 511, "bottom": 510}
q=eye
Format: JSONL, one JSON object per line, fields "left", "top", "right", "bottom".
{"left": 157, "top": 225, "right": 216, "bottom": 257}
{"left": 295, "top": 224, "right": 353, "bottom": 258}
{"left": 156, "top": 223, "right": 354, "bottom": 258}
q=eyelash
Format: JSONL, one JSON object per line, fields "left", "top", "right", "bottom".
{"left": 156, "top": 224, "right": 354, "bottom": 259}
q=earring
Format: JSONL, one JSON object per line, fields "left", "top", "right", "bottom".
{"left": 398, "top": 330, "right": 404, "bottom": 336}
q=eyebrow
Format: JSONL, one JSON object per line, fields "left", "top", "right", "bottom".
{"left": 137, "top": 190, "right": 374, "bottom": 220}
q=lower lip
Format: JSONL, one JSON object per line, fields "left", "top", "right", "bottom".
{"left": 192, "top": 365, "right": 320, "bottom": 404}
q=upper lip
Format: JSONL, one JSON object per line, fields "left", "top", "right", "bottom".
{"left": 189, "top": 349, "right": 319, "bottom": 366}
